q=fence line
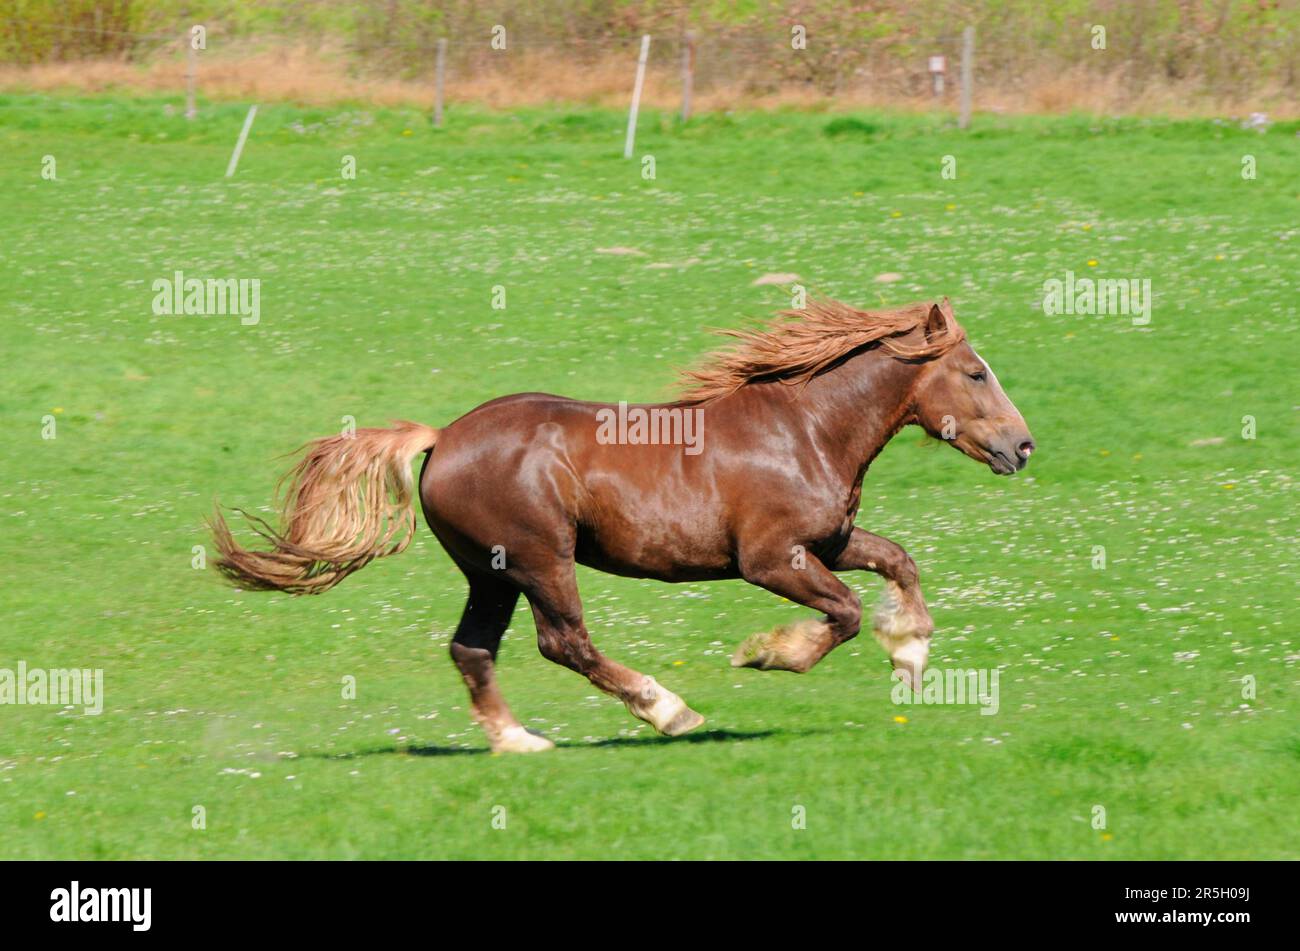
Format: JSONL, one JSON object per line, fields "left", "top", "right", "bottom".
{"left": 14, "top": 19, "right": 1291, "bottom": 121}
{"left": 0, "top": 21, "right": 992, "bottom": 130}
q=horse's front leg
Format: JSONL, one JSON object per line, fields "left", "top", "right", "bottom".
{"left": 828, "top": 527, "right": 933, "bottom": 690}
{"left": 731, "top": 545, "right": 862, "bottom": 673}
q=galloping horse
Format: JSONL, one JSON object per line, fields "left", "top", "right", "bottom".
{"left": 211, "top": 298, "right": 1034, "bottom": 753}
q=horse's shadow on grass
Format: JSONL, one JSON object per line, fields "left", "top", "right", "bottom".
{"left": 323, "top": 728, "right": 805, "bottom": 759}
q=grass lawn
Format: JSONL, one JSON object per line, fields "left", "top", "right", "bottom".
{"left": 0, "top": 93, "right": 1296, "bottom": 858}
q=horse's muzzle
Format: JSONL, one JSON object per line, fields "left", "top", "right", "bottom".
{"left": 988, "top": 434, "right": 1035, "bottom": 474}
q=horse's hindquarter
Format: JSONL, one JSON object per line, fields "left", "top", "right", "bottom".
{"left": 416, "top": 394, "right": 580, "bottom": 558}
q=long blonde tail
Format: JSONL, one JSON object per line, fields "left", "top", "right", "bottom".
{"left": 210, "top": 420, "right": 439, "bottom": 594}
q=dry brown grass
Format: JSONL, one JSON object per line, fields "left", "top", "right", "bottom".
{"left": 1, "top": 44, "right": 1294, "bottom": 118}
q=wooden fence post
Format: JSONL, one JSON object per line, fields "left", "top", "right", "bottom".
{"left": 681, "top": 31, "right": 695, "bottom": 122}
{"left": 433, "top": 37, "right": 447, "bottom": 127}
{"left": 959, "top": 26, "right": 974, "bottom": 130}
{"left": 185, "top": 33, "right": 197, "bottom": 120}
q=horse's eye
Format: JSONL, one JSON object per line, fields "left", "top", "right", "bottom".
{"left": 969, "top": 371, "right": 987, "bottom": 382}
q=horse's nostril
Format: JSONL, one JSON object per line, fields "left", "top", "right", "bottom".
{"left": 1017, "top": 439, "right": 1036, "bottom": 459}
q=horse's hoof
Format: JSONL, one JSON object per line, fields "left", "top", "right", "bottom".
{"left": 626, "top": 677, "right": 704, "bottom": 736}
{"left": 889, "top": 637, "right": 930, "bottom": 693}
{"left": 660, "top": 705, "right": 706, "bottom": 737}
{"left": 491, "top": 725, "right": 555, "bottom": 754}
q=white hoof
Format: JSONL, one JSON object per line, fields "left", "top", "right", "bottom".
{"left": 626, "top": 677, "right": 705, "bottom": 736}
{"left": 889, "top": 637, "right": 930, "bottom": 693}
{"left": 490, "top": 725, "right": 555, "bottom": 754}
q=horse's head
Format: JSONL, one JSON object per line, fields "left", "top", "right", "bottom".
{"left": 911, "top": 301, "right": 1035, "bottom": 476}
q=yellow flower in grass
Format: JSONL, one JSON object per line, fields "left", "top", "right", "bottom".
{"left": 893, "top": 715, "right": 908, "bottom": 724}
{"left": 1087, "top": 259, "right": 1098, "bottom": 267}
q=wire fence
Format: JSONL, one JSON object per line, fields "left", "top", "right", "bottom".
{"left": 1, "top": 15, "right": 1296, "bottom": 119}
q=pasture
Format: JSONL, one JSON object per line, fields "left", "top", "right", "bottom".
{"left": 0, "top": 94, "right": 1296, "bottom": 858}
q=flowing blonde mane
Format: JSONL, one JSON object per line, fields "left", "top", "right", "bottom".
{"left": 677, "top": 298, "right": 966, "bottom": 404}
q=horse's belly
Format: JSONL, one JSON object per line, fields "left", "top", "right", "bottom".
{"left": 574, "top": 512, "right": 735, "bottom": 582}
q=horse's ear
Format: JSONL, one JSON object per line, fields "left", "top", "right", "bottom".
{"left": 924, "top": 301, "right": 947, "bottom": 341}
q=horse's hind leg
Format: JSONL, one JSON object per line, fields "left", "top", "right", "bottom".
{"left": 523, "top": 563, "right": 704, "bottom": 737}
{"left": 829, "top": 527, "right": 933, "bottom": 691}
{"left": 450, "top": 571, "right": 554, "bottom": 753}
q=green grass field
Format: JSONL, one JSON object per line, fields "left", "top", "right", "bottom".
{"left": 1, "top": 93, "right": 1296, "bottom": 859}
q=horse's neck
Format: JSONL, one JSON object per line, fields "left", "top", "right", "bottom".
{"left": 800, "top": 351, "right": 920, "bottom": 482}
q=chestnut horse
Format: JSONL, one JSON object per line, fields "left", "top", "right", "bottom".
{"left": 211, "top": 298, "right": 1034, "bottom": 753}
